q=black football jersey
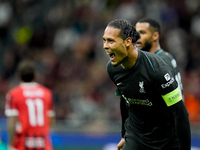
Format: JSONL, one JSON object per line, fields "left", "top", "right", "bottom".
{"left": 106, "top": 50, "right": 187, "bottom": 148}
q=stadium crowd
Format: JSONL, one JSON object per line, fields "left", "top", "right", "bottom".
{"left": 0, "top": 0, "right": 200, "bottom": 130}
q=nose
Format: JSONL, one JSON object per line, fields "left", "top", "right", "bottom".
{"left": 103, "top": 41, "right": 109, "bottom": 49}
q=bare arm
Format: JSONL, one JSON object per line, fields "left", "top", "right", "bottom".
{"left": 7, "top": 116, "right": 17, "bottom": 146}
{"left": 49, "top": 116, "right": 55, "bottom": 126}
{"left": 117, "top": 138, "right": 125, "bottom": 150}
{"left": 48, "top": 110, "right": 56, "bottom": 127}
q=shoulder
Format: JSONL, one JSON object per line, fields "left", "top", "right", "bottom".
{"left": 156, "top": 50, "right": 175, "bottom": 60}
{"left": 156, "top": 50, "right": 178, "bottom": 69}
{"left": 141, "top": 50, "right": 164, "bottom": 62}
{"left": 106, "top": 60, "right": 112, "bottom": 71}
{"left": 140, "top": 50, "right": 175, "bottom": 80}
{"left": 7, "top": 86, "right": 22, "bottom": 96}
{"left": 140, "top": 50, "right": 168, "bottom": 70}
{"left": 106, "top": 61, "right": 115, "bottom": 79}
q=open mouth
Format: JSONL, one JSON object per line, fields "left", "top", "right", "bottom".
{"left": 136, "top": 42, "right": 142, "bottom": 48}
{"left": 107, "top": 52, "right": 115, "bottom": 61}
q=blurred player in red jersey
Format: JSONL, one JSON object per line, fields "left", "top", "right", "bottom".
{"left": 5, "top": 60, "right": 55, "bottom": 150}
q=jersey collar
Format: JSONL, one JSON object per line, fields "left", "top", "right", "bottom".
{"left": 20, "top": 82, "right": 38, "bottom": 88}
{"left": 155, "top": 49, "right": 163, "bottom": 55}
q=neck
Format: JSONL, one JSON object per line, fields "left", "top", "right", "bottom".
{"left": 121, "top": 45, "right": 138, "bottom": 69}
{"left": 149, "top": 43, "right": 161, "bottom": 53}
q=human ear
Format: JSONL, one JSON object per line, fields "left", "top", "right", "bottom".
{"left": 125, "top": 37, "right": 132, "bottom": 47}
{"left": 153, "top": 32, "right": 159, "bottom": 41}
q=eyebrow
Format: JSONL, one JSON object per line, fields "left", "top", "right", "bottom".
{"left": 138, "top": 29, "right": 146, "bottom": 33}
{"left": 103, "top": 37, "right": 115, "bottom": 41}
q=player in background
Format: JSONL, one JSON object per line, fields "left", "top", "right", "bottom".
{"left": 5, "top": 60, "right": 55, "bottom": 150}
{"left": 135, "top": 18, "right": 183, "bottom": 99}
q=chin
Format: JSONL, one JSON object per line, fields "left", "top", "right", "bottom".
{"left": 111, "top": 61, "right": 118, "bottom": 66}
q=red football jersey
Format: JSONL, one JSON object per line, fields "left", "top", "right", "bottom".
{"left": 5, "top": 82, "right": 55, "bottom": 150}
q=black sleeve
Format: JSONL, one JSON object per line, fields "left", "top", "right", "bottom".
{"left": 120, "top": 96, "right": 129, "bottom": 138}
{"left": 169, "top": 100, "right": 191, "bottom": 149}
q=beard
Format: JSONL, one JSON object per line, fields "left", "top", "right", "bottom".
{"left": 141, "top": 41, "right": 152, "bottom": 52}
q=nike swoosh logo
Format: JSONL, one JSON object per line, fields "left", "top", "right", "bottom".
{"left": 117, "top": 82, "right": 122, "bottom": 86}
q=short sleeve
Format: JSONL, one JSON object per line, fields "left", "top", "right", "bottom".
{"left": 47, "top": 91, "right": 55, "bottom": 117}
{"left": 5, "top": 92, "right": 19, "bottom": 117}
{"left": 154, "top": 66, "right": 182, "bottom": 106}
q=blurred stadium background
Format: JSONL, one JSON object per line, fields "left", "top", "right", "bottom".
{"left": 0, "top": 0, "right": 200, "bottom": 149}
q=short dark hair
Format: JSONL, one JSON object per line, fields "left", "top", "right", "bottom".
{"left": 107, "top": 19, "right": 140, "bottom": 43}
{"left": 17, "top": 60, "right": 35, "bottom": 82}
{"left": 137, "top": 18, "right": 160, "bottom": 34}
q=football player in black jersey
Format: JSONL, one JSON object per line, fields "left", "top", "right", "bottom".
{"left": 103, "top": 19, "right": 191, "bottom": 150}
{"left": 135, "top": 17, "right": 183, "bottom": 100}
{"left": 135, "top": 18, "right": 190, "bottom": 150}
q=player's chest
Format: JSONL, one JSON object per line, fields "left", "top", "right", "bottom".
{"left": 114, "top": 71, "right": 153, "bottom": 98}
